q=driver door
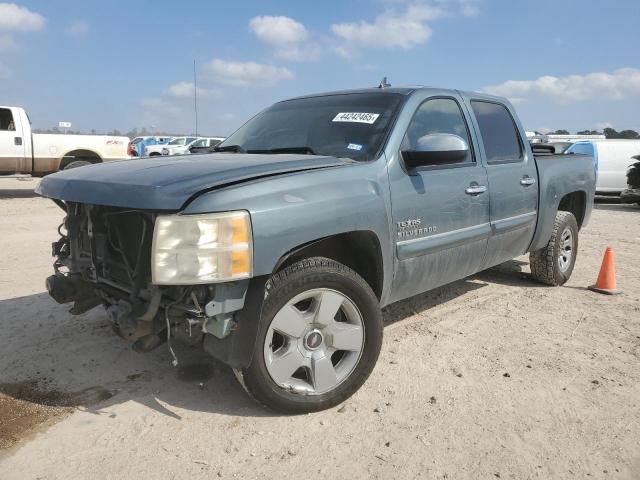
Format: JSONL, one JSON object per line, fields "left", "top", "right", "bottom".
{"left": 388, "top": 96, "right": 490, "bottom": 303}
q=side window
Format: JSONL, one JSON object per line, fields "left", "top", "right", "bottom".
{"left": 471, "top": 101, "right": 522, "bottom": 164}
{"left": 0, "top": 108, "right": 16, "bottom": 131}
{"left": 404, "top": 98, "right": 474, "bottom": 164}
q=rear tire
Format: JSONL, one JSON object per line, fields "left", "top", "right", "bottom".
{"left": 64, "top": 160, "right": 92, "bottom": 170}
{"left": 530, "top": 211, "right": 578, "bottom": 286}
{"left": 235, "top": 257, "right": 383, "bottom": 414}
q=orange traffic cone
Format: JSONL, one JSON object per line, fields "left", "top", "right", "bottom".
{"left": 588, "top": 246, "right": 622, "bottom": 295}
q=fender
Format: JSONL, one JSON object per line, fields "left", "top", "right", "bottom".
{"left": 202, "top": 275, "right": 268, "bottom": 369}
{"left": 183, "top": 160, "right": 396, "bottom": 304}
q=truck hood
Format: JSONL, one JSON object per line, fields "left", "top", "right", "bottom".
{"left": 36, "top": 153, "right": 354, "bottom": 210}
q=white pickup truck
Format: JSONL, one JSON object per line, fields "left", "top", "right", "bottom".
{"left": 0, "top": 106, "right": 130, "bottom": 176}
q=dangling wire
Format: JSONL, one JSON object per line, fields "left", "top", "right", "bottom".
{"left": 165, "top": 303, "right": 179, "bottom": 367}
{"left": 164, "top": 289, "right": 190, "bottom": 367}
{"left": 57, "top": 218, "right": 68, "bottom": 238}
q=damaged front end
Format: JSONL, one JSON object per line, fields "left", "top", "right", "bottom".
{"left": 46, "top": 202, "right": 252, "bottom": 364}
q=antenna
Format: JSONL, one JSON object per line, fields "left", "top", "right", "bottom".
{"left": 378, "top": 77, "right": 391, "bottom": 89}
{"left": 193, "top": 59, "right": 199, "bottom": 137}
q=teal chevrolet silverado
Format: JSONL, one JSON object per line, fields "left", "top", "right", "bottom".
{"left": 37, "top": 85, "right": 596, "bottom": 412}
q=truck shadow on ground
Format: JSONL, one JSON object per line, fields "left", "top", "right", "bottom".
{"left": 382, "top": 278, "right": 486, "bottom": 327}
{"left": 594, "top": 203, "right": 639, "bottom": 212}
{"left": 0, "top": 178, "right": 39, "bottom": 198}
{"left": 472, "top": 258, "right": 546, "bottom": 288}
{"left": 0, "top": 188, "right": 40, "bottom": 199}
{"left": 593, "top": 196, "right": 639, "bottom": 212}
{"left": 0, "top": 259, "right": 545, "bottom": 428}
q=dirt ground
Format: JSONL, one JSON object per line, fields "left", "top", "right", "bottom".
{"left": 0, "top": 177, "right": 639, "bottom": 480}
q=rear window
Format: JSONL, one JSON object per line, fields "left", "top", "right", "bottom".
{"left": 565, "top": 143, "right": 594, "bottom": 156}
{"left": 471, "top": 101, "right": 522, "bottom": 163}
{"left": 0, "top": 108, "right": 15, "bottom": 131}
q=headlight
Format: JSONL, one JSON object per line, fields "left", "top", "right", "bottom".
{"left": 151, "top": 211, "right": 252, "bottom": 284}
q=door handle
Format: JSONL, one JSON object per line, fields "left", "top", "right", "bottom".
{"left": 520, "top": 177, "right": 536, "bottom": 186}
{"left": 465, "top": 185, "right": 487, "bottom": 195}
{"left": 14, "top": 137, "right": 22, "bottom": 146}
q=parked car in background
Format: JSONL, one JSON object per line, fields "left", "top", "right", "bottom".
{"left": 566, "top": 140, "right": 640, "bottom": 195}
{"left": 161, "top": 137, "right": 204, "bottom": 156}
{"left": 162, "top": 137, "right": 224, "bottom": 155}
{"left": 145, "top": 136, "right": 197, "bottom": 156}
{"left": 38, "top": 85, "right": 596, "bottom": 413}
{"left": 621, "top": 155, "right": 640, "bottom": 205}
{"left": 0, "top": 105, "right": 130, "bottom": 175}
{"left": 128, "top": 136, "right": 172, "bottom": 157}
{"left": 187, "top": 137, "right": 226, "bottom": 154}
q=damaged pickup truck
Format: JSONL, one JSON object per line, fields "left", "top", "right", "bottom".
{"left": 37, "top": 86, "right": 596, "bottom": 413}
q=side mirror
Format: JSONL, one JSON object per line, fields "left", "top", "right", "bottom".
{"left": 402, "top": 133, "right": 469, "bottom": 168}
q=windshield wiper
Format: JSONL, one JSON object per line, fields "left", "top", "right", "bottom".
{"left": 246, "top": 146, "right": 316, "bottom": 155}
{"left": 214, "top": 144, "right": 245, "bottom": 153}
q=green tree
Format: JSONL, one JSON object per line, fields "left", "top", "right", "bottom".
{"left": 602, "top": 127, "right": 640, "bottom": 139}
{"left": 618, "top": 129, "right": 640, "bottom": 139}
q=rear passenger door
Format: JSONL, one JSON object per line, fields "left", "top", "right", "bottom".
{"left": 466, "top": 99, "right": 538, "bottom": 268}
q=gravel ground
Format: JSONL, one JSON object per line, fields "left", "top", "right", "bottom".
{"left": 0, "top": 177, "right": 639, "bottom": 480}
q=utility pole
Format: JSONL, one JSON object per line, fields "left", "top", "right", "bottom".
{"left": 193, "top": 59, "right": 199, "bottom": 137}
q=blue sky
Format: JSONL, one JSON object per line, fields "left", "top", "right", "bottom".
{"left": 1, "top": 0, "right": 639, "bottom": 135}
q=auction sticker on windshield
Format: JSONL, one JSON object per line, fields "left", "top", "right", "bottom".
{"left": 332, "top": 112, "right": 380, "bottom": 124}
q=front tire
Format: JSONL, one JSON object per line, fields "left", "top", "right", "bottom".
{"left": 530, "top": 211, "right": 579, "bottom": 286}
{"left": 235, "top": 257, "right": 383, "bottom": 413}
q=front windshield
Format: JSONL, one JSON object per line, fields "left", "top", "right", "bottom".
{"left": 219, "top": 92, "right": 405, "bottom": 161}
{"left": 169, "top": 138, "right": 186, "bottom": 146}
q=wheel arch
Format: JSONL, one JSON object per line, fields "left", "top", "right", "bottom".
{"left": 557, "top": 190, "right": 587, "bottom": 229}
{"left": 272, "top": 231, "right": 384, "bottom": 301}
{"left": 59, "top": 149, "right": 103, "bottom": 170}
{"left": 529, "top": 188, "right": 590, "bottom": 252}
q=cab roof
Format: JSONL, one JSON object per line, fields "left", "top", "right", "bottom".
{"left": 283, "top": 86, "right": 507, "bottom": 103}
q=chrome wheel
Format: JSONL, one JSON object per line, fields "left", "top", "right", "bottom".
{"left": 558, "top": 227, "right": 573, "bottom": 272}
{"left": 263, "top": 288, "right": 365, "bottom": 395}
